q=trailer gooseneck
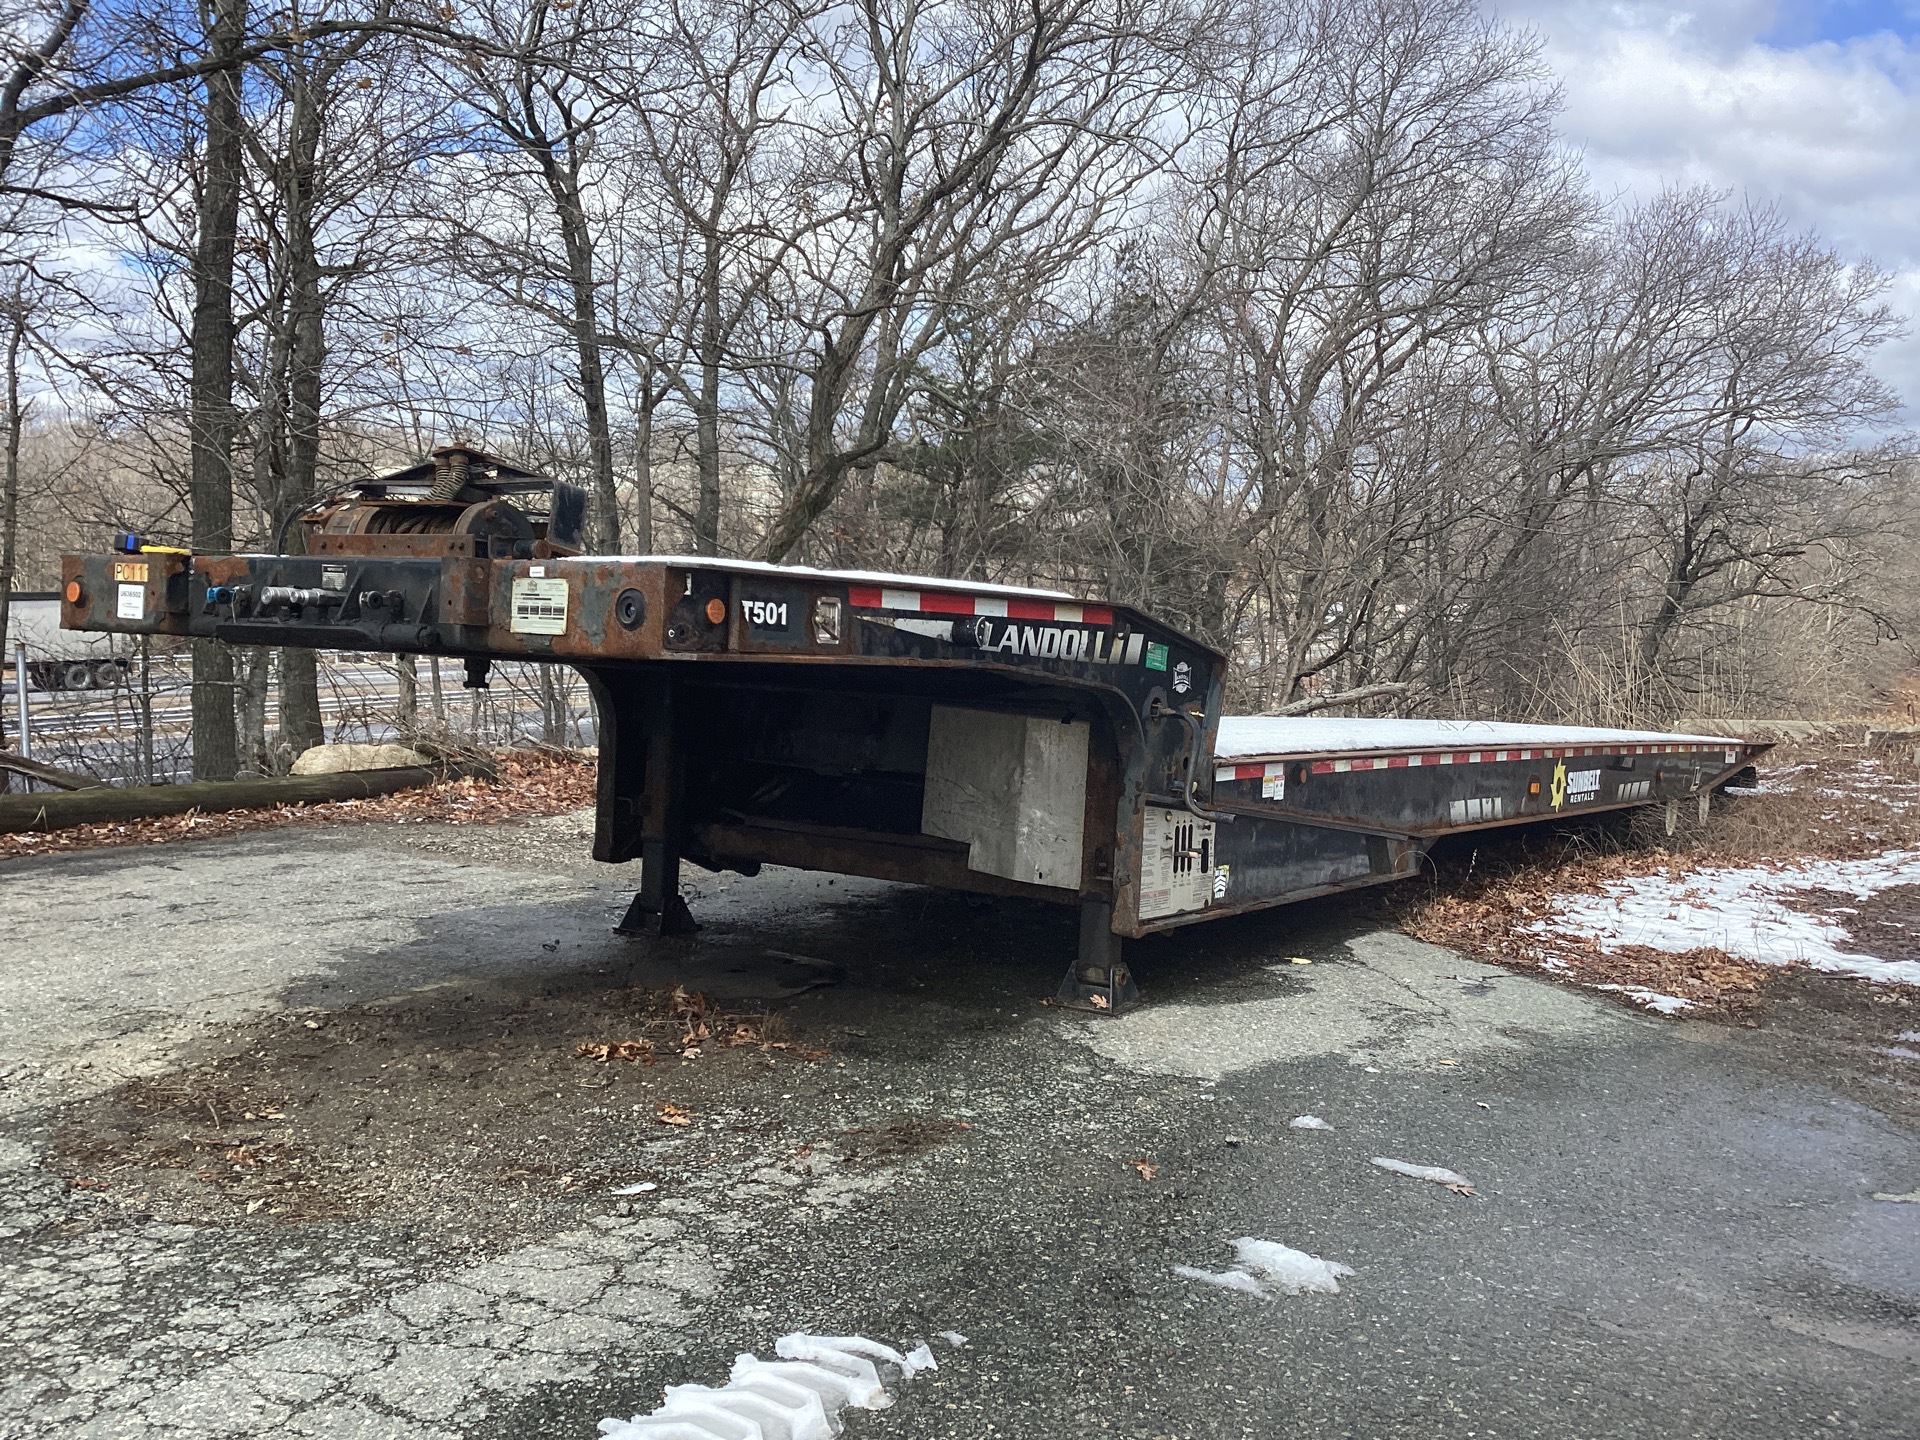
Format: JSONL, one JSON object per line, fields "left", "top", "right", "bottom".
{"left": 61, "top": 447, "right": 1767, "bottom": 1011}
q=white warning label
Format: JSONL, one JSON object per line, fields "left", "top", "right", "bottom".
{"left": 116, "top": 583, "right": 146, "bottom": 621}
{"left": 1138, "top": 806, "right": 1216, "bottom": 920}
{"left": 510, "top": 577, "right": 569, "bottom": 635}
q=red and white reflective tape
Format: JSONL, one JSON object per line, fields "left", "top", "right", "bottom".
{"left": 847, "top": 585, "right": 1114, "bottom": 627}
{"left": 1213, "top": 760, "right": 1289, "bottom": 785}
{"left": 1214, "top": 743, "right": 1741, "bottom": 783}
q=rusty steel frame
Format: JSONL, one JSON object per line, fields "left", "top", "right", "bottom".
{"left": 61, "top": 534, "right": 1770, "bottom": 1012}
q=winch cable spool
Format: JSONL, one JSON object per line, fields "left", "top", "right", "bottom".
{"left": 294, "top": 444, "right": 588, "bottom": 560}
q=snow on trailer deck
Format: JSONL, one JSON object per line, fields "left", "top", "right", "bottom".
{"left": 1211, "top": 717, "right": 1751, "bottom": 807}
{"left": 1213, "top": 716, "right": 1745, "bottom": 762}
{"left": 59, "top": 465, "right": 1769, "bottom": 1009}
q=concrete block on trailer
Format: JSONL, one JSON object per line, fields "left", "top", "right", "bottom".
{"left": 922, "top": 705, "right": 1088, "bottom": 889}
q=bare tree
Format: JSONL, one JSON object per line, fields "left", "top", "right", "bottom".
{"left": 756, "top": 0, "right": 1186, "bottom": 561}
{"left": 0, "top": 278, "right": 25, "bottom": 778}
{"left": 434, "top": 0, "right": 634, "bottom": 550}
{"left": 623, "top": 0, "right": 820, "bottom": 553}
{"left": 236, "top": 9, "right": 402, "bottom": 763}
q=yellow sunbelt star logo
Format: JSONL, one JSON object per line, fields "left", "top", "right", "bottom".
{"left": 1549, "top": 760, "right": 1568, "bottom": 810}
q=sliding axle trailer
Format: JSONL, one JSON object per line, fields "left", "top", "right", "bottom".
{"left": 60, "top": 449, "right": 1767, "bottom": 1011}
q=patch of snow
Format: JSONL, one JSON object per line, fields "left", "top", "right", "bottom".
{"left": 1541, "top": 851, "right": 1920, "bottom": 985}
{"left": 937, "top": 1331, "right": 968, "bottom": 1349}
{"left": 1213, "top": 716, "right": 1740, "bottom": 761}
{"left": 599, "top": 1333, "right": 934, "bottom": 1439}
{"left": 1372, "top": 1157, "right": 1476, "bottom": 1194}
{"left": 1750, "top": 762, "right": 1817, "bottom": 795}
{"left": 1288, "top": 1115, "right": 1333, "bottom": 1130}
{"left": 1878, "top": 1046, "right": 1920, "bottom": 1061}
{"left": 1173, "top": 1264, "right": 1270, "bottom": 1296}
{"left": 1591, "top": 984, "right": 1695, "bottom": 1015}
{"left": 610, "top": 1182, "right": 658, "bottom": 1195}
{"left": 1899, "top": 1031, "right": 1920, "bottom": 1043}
{"left": 1175, "top": 1238, "right": 1355, "bottom": 1298}
{"left": 769, "top": 1338, "right": 889, "bottom": 1407}
{"left": 1233, "top": 1238, "right": 1356, "bottom": 1294}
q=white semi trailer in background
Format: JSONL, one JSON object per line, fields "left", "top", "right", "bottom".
{"left": 7, "top": 592, "right": 133, "bottom": 690}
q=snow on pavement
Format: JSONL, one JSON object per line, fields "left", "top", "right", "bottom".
{"left": 1175, "top": 1238, "right": 1356, "bottom": 1297}
{"left": 597, "top": 1333, "right": 938, "bottom": 1440}
{"left": 1541, "top": 851, "right": 1920, "bottom": 986}
{"left": 1371, "top": 1157, "right": 1477, "bottom": 1195}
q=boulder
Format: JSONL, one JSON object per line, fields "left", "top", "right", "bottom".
{"left": 290, "top": 742, "right": 433, "bottom": 776}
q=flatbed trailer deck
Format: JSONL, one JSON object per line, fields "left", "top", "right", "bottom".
{"left": 60, "top": 450, "right": 1766, "bottom": 1010}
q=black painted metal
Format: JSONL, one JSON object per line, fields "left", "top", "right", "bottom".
{"left": 62, "top": 539, "right": 1770, "bottom": 1004}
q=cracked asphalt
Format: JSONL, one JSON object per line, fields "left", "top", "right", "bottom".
{"left": 2, "top": 811, "right": 1916, "bottom": 1438}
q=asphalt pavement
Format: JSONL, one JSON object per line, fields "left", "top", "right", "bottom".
{"left": 1, "top": 813, "right": 1914, "bottom": 1439}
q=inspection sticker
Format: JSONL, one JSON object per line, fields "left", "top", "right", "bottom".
{"left": 510, "top": 577, "right": 569, "bottom": 635}
{"left": 116, "top": 583, "right": 146, "bottom": 621}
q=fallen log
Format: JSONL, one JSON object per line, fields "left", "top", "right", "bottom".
{"left": 0, "top": 750, "right": 108, "bottom": 791}
{"left": 0, "top": 763, "right": 479, "bottom": 835}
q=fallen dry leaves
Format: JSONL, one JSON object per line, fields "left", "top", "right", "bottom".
{"left": 1394, "top": 740, "right": 1920, "bottom": 1013}
{"left": 1400, "top": 857, "right": 1774, "bottom": 1013}
{"left": 0, "top": 748, "right": 596, "bottom": 859}
{"left": 655, "top": 1102, "right": 695, "bottom": 1127}
{"left": 578, "top": 985, "right": 828, "bottom": 1065}
{"left": 577, "top": 1039, "right": 654, "bottom": 1063}
{"left": 1128, "top": 1158, "right": 1160, "bottom": 1180}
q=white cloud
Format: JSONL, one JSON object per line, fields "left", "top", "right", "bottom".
{"left": 1492, "top": 0, "right": 1920, "bottom": 423}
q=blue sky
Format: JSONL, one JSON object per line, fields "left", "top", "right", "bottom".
{"left": 1766, "top": 0, "right": 1920, "bottom": 44}
{"left": 1493, "top": 0, "right": 1920, "bottom": 427}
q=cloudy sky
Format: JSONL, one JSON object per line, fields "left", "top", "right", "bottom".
{"left": 1490, "top": 0, "right": 1920, "bottom": 427}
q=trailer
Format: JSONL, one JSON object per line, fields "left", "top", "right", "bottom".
{"left": 7, "top": 591, "right": 135, "bottom": 690}
{"left": 58, "top": 447, "right": 1767, "bottom": 1010}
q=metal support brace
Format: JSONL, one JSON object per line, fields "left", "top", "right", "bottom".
{"left": 615, "top": 676, "right": 699, "bottom": 937}
{"left": 615, "top": 869, "right": 698, "bottom": 936}
{"left": 1056, "top": 894, "right": 1137, "bottom": 1013}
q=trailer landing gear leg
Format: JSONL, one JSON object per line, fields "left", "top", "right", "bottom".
{"left": 1056, "top": 895, "right": 1137, "bottom": 1013}
{"left": 614, "top": 840, "right": 700, "bottom": 937}
{"left": 614, "top": 674, "right": 699, "bottom": 937}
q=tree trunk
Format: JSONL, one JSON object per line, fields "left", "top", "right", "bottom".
{"left": 633, "top": 388, "right": 654, "bottom": 553}
{"left": 547, "top": 177, "right": 618, "bottom": 552}
{"left": 236, "top": 645, "right": 269, "bottom": 774}
{"left": 274, "top": 123, "right": 327, "bottom": 761}
{"left": 0, "top": 762, "right": 487, "bottom": 834}
{"left": 694, "top": 231, "right": 723, "bottom": 555}
{"left": 187, "top": 0, "right": 248, "bottom": 781}
{"left": 0, "top": 300, "right": 23, "bottom": 786}
{"left": 395, "top": 654, "right": 417, "bottom": 733}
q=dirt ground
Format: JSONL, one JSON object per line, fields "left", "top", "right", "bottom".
{"left": 38, "top": 748, "right": 1920, "bottom": 1251}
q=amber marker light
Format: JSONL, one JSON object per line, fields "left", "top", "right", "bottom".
{"left": 64, "top": 578, "right": 84, "bottom": 604}
{"left": 704, "top": 597, "right": 727, "bottom": 625}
